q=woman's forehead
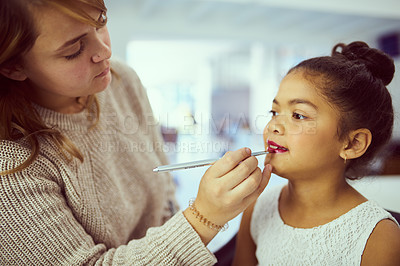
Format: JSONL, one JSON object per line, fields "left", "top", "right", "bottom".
{"left": 31, "top": 7, "right": 88, "bottom": 52}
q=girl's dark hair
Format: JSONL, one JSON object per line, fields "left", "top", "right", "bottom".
{"left": 289, "top": 41, "right": 395, "bottom": 179}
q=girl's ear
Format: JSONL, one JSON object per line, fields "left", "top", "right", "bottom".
{"left": 341, "top": 128, "right": 372, "bottom": 161}
{"left": 0, "top": 65, "right": 27, "bottom": 81}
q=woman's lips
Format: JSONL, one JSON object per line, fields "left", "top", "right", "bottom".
{"left": 267, "top": 140, "right": 288, "bottom": 153}
{"left": 96, "top": 67, "right": 110, "bottom": 78}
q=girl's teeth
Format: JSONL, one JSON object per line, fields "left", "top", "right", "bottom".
{"left": 269, "top": 144, "right": 288, "bottom": 150}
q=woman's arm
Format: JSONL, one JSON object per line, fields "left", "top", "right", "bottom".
{"left": 0, "top": 143, "right": 270, "bottom": 265}
{"left": 361, "top": 218, "right": 400, "bottom": 265}
{"left": 0, "top": 158, "right": 214, "bottom": 265}
{"left": 232, "top": 200, "right": 258, "bottom": 266}
{"left": 0, "top": 179, "right": 216, "bottom": 265}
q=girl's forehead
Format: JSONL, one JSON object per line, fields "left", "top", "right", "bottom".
{"left": 276, "top": 71, "right": 321, "bottom": 100}
{"left": 277, "top": 70, "right": 342, "bottom": 117}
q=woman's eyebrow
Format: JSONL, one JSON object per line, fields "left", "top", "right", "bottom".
{"left": 56, "top": 33, "right": 87, "bottom": 52}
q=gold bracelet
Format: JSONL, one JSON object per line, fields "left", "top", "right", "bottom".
{"left": 188, "top": 198, "right": 229, "bottom": 232}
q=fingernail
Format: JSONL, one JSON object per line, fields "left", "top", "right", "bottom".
{"left": 267, "top": 164, "right": 272, "bottom": 172}
{"left": 245, "top": 147, "right": 251, "bottom": 155}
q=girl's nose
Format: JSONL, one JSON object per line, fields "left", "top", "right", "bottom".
{"left": 266, "top": 118, "right": 285, "bottom": 135}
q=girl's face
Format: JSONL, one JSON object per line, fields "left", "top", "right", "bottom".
{"left": 263, "top": 70, "right": 345, "bottom": 180}
{"left": 20, "top": 5, "right": 112, "bottom": 113}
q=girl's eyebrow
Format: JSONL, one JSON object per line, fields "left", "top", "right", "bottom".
{"left": 273, "top": 98, "right": 318, "bottom": 110}
{"left": 56, "top": 33, "right": 87, "bottom": 52}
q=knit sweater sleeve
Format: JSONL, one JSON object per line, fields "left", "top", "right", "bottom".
{"left": 0, "top": 141, "right": 216, "bottom": 265}
{"left": 104, "top": 211, "right": 217, "bottom": 265}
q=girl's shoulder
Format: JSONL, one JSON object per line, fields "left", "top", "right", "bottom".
{"left": 362, "top": 214, "right": 400, "bottom": 264}
{"left": 347, "top": 200, "right": 399, "bottom": 227}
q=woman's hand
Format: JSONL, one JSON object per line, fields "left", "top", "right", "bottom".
{"left": 183, "top": 147, "right": 271, "bottom": 244}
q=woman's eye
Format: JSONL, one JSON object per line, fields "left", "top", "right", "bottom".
{"left": 292, "top": 112, "right": 307, "bottom": 120}
{"left": 65, "top": 41, "right": 85, "bottom": 60}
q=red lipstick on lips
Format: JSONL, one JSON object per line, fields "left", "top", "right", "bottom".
{"left": 267, "top": 140, "right": 288, "bottom": 153}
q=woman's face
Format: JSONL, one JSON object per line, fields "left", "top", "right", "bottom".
{"left": 20, "top": 5, "right": 112, "bottom": 113}
{"left": 263, "top": 70, "right": 345, "bottom": 180}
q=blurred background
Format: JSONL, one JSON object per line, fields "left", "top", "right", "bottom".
{"left": 106, "top": 0, "right": 400, "bottom": 251}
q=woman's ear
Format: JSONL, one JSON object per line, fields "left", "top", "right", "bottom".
{"left": 0, "top": 65, "right": 27, "bottom": 81}
{"left": 340, "top": 128, "right": 372, "bottom": 161}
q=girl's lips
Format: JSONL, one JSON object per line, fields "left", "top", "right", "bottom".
{"left": 267, "top": 140, "right": 288, "bottom": 153}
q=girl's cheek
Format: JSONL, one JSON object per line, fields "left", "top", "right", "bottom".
{"left": 263, "top": 125, "right": 269, "bottom": 149}
{"left": 287, "top": 124, "right": 303, "bottom": 135}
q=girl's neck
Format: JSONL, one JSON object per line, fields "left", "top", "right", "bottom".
{"left": 279, "top": 176, "right": 367, "bottom": 228}
{"left": 286, "top": 178, "right": 351, "bottom": 207}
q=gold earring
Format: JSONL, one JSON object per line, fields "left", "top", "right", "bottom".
{"left": 344, "top": 154, "right": 347, "bottom": 164}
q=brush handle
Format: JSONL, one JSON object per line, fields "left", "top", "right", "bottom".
{"left": 153, "top": 151, "right": 269, "bottom": 172}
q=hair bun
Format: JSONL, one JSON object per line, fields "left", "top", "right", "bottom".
{"left": 333, "top": 41, "right": 395, "bottom": 86}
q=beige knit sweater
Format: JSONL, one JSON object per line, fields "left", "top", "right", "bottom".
{"left": 0, "top": 60, "right": 217, "bottom": 265}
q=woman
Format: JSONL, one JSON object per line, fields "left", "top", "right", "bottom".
{"left": 0, "top": 0, "right": 271, "bottom": 264}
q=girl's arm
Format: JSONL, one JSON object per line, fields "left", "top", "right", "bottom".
{"left": 232, "top": 201, "right": 258, "bottom": 266}
{"left": 361, "top": 219, "right": 400, "bottom": 265}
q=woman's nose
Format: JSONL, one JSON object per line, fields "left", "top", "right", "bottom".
{"left": 92, "top": 46, "right": 111, "bottom": 63}
{"left": 91, "top": 35, "right": 112, "bottom": 63}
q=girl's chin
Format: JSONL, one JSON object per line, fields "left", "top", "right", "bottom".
{"left": 269, "top": 167, "right": 287, "bottom": 179}
{"left": 264, "top": 153, "right": 284, "bottom": 165}
{"left": 264, "top": 158, "right": 288, "bottom": 177}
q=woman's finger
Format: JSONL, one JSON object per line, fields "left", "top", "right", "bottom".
{"left": 240, "top": 164, "right": 272, "bottom": 207}
{"left": 231, "top": 167, "right": 262, "bottom": 198}
{"left": 205, "top": 147, "right": 252, "bottom": 177}
{"left": 219, "top": 156, "right": 259, "bottom": 190}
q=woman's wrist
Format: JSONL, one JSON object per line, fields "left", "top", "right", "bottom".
{"left": 183, "top": 199, "right": 228, "bottom": 245}
{"left": 188, "top": 198, "right": 229, "bottom": 232}
{"left": 183, "top": 208, "right": 217, "bottom": 245}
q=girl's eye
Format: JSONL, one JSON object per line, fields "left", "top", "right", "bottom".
{"left": 65, "top": 41, "right": 85, "bottom": 60}
{"left": 292, "top": 112, "right": 307, "bottom": 120}
{"left": 269, "top": 110, "right": 278, "bottom": 117}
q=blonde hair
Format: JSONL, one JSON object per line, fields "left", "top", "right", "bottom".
{"left": 0, "top": 0, "right": 107, "bottom": 175}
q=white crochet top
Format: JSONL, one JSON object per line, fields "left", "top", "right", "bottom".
{"left": 251, "top": 184, "right": 399, "bottom": 266}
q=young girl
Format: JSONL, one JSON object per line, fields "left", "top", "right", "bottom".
{"left": 233, "top": 41, "right": 400, "bottom": 265}
{"left": 0, "top": 0, "right": 270, "bottom": 264}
